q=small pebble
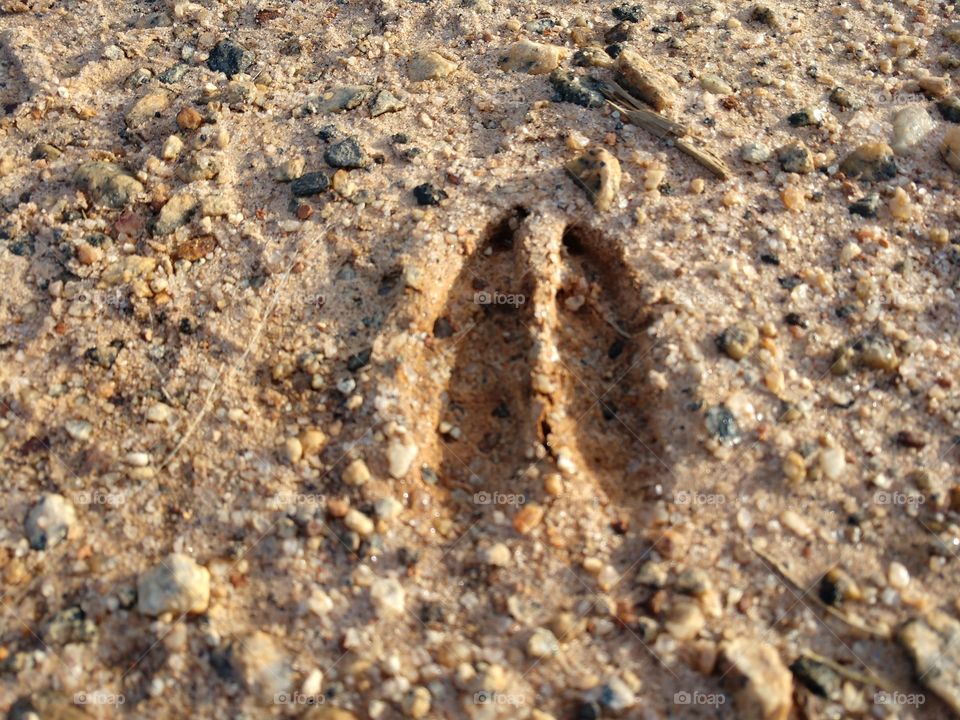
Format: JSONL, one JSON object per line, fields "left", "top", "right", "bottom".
{"left": 888, "top": 562, "right": 910, "bottom": 589}
{"left": 137, "top": 553, "right": 211, "bottom": 616}
{"left": 891, "top": 105, "right": 934, "bottom": 156}
{"left": 527, "top": 628, "right": 560, "bottom": 658}
{"left": 498, "top": 39, "right": 565, "bottom": 75}
{"left": 25, "top": 494, "right": 76, "bottom": 550}
{"left": 565, "top": 146, "right": 621, "bottom": 212}
{"left": 408, "top": 51, "right": 457, "bottom": 81}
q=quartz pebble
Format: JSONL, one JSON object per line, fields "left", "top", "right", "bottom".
{"left": 137, "top": 553, "right": 211, "bottom": 616}
{"left": 25, "top": 494, "right": 76, "bottom": 550}
{"left": 125, "top": 90, "right": 172, "bottom": 129}
{"left": 615, "top": 49, "right": 678, "bottom": 111}
{"left": 819, "top": 447, "right": 846, "bottom": 480}
{"left": 700, "top": 74, "right": 732, "bottom": 95}
{"left": 387, "top": 439, "right": 418, "bottom": 478}
{"left": 343, "top": 458, "right": 371, "bottom": 486}
{"left": 408, "top": 50, "right": 457, "bottom": 81}
{"left": 663, "top": 599, "right": 704, "bottom": 640}
{"left": 890, "top": 106, "right": 935, "bottom": 156}
{"left": 527, "top": 628, "right": 560, "bottom": 658}
{"left": 720, "top": 639, "right": 793, "bottom": 720}
{"left": 888, "top": 561, "right": 910, "bottom": 589}
{"left": 498, "top": 39, "right": 565, "bottom": 75}
{"left": 233, "top": 631, "right": 292, "bottom": 701}
{"left": 344, "top": 509, "right": 374, "bottom": 536}
{"left": 370, "top": 577, "right": 406, "bottom": 618}
{"left": 565, "top": 146, "right": 621, "bottom": 212}
{"left": 898, "top": 612, "right": 960, "bottom": 713}
{"left": 740, "top": 142, "right": 771, "bottom": 164}
{"left": 403, "top": 687, "right": 431, "bottom": 718}
{"left": 483, "top": 543, "right": 511, "bottom": 566}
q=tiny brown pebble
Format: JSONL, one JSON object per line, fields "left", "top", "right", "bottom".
{"left": 611, "top": 515, "right": 630, "bottom": 534}
{"left": 76, "top": 242, "right": 102, "bottom": 265}
{"left": 297, "top": 203, "right": 314, "bottom": 220}
{"left": 948, "top": 486, "right": 960, "bottom": 512}
{"left": 513, "top": 504, "right": 544, "bottom": 534}
{"left": 172, "top": 234, "right": 218, "bottom": 261}
{"left": 327, "top": 497, "right": 349, "bottom": 518}
{"left": 176, "top": 107, "right": 203, "bottom": 131}
{"left": 256, "top": 8, "right": 281, "bottom": 23}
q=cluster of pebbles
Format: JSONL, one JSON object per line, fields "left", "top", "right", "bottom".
{"left": 2, "top": 0, "right": 960, "bottom": 717}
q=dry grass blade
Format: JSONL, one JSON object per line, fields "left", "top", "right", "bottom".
{"left": 598, "top": 79, "right": 731, "bottom": 179}
{"left": 751, "top": 544, "right": 893, "bottom": 640}
{"left": 598, "top": 80, "right": 686, "bottom": 138}
{"left": 799, "top": 650, "right": 897, "bottom": 692}
{"left": 676, "top": 138, "right": 732, "bottom": 180}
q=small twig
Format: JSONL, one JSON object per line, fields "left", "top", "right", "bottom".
{"left": 751, "top": 544, "right": 893, "bottom": 640}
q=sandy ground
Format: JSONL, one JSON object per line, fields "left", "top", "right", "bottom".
{"left": 2, "top": 0, "right": 960, "bottom": 718}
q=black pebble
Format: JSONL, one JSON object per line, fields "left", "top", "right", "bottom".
{"left": 784, "top": 312, "right": 806, "bottom": 328}
{"left": 413, "top": 183, "right": 447, "bottom": 206}
{"left": 604, "top": 43, "right": 624, "bottom": 58}
{"left": 207, "top": 39, "right": 253, "bottom": 78}
{"left": 575, "top": 701, "right": 601, "bottom": 720}
{"left": 613, "top": 3, "right": 645, "bottom": 22}
{"left": 937, "top": 97, "right": 960, "bottom": 123}
{"left": 347, "top": 348, "right": 372, "bottom": 372}
{"left": 848, "top": 194, "right": 879, "bottom": 218}
{"left": 317, "top": 125, "right": 340, "bottom": 142}
{"left": 291, "top": 172, "right": 329, "bottom": 197}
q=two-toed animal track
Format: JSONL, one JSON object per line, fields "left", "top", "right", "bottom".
{"left": 389, "top": 207, "right": 666, "bottom": 524}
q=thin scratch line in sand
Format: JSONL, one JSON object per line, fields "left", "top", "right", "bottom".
{"left": 159, "top": 223, "right": 331, "bottom": 469}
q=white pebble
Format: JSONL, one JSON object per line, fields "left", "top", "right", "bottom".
{"left": 888, "top": 561, "right": 910, "bottom": 589}
{"left": 370, "top": 577, "right": 406, "bottom": 618}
